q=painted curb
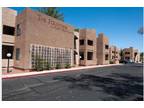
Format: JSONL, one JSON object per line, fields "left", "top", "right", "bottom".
{"left": 2, "top": 64, "right": 123, "bottom": 79}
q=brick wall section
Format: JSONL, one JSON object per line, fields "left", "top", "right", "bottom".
{"left": 109, "top": 45, "right": 119, "bottom": 64}
{"left": 79, "top": 29, "right": 97, "bottom": 66}
{"left": 97, "top": 33, "right": 109, "bottom": 65}
{"left": 123, "top": 47, "right": 140, "bottom": 62}
{"left": 14, "top": 8, "right": 74, "bottom": 70}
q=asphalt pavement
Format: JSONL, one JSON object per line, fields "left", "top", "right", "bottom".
{"left": 2, "top": 63, "right": 143, "bottom": 101}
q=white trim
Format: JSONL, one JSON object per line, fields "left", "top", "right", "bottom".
{"left": 2, "top": 64, "right": 123, "bottom": 79}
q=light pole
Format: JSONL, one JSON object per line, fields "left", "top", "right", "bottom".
{"left": 7, "top": 53, "right": 11, "bottom": 73}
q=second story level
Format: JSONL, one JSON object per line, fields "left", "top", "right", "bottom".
{"left": 2, "top": 7, "right": 17, "bottom": 44}
{"left": 79, "top": 29, "right": 96, "bottom": 50}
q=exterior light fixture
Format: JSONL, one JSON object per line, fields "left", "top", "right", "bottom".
{"left": 6, "top": 53, "right": 11, "bottom": 73}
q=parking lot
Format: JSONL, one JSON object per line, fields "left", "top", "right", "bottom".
{"left": 2, "top": 63, "right": 143, "bottom": 101}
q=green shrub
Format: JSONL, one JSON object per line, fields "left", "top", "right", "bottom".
{"left": 74, "top": 28, "right": 79, "bottom": 32}
{"left": 34, "top": 55, "right": 43, "bottom": 71}
{"left": 109, "top": 60, "right": 114, "bottom": 64}
{"left": 56, "top": 64, "right": 61, "bottom": 69}
{"left": 46, "top": 62, "right": 51, "bottom": 70}
{"left": 43, "top": 61, "right": 47, "bottom": 70}
{"left": 65, "top": 63, "right": 71, "bottom": 68}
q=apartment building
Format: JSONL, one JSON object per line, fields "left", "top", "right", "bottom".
{"left": 79, "top": 29, "right": 97, "bottom": 66}
{"left": 97, "top": 33, "right": 109, "bottom": 65}
{"left": 109, "top": 45, "right": 119, "bottom": 64}
{"left": 123, "top": 47, "right": 140, "bottom": 62}
{"left": 2, "top": 7, "right": 141, "bottom": 74}
{"left": 2, "top": 8, "right": 17, "bottom": 68}
{"left": 13, "top": 8, "right": 79, "bottom": 71}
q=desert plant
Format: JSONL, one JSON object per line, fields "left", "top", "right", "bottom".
{"left": 109, "top": 60, "right": 114, "bottom": 64}
{"left": 65, "top": 63, "right": 71, "bottom": 68}
{"left": 38, "top": 7, "right": 64, "bottom": 21}
{"left": 46, "top": 62, "right": 51, "bottom": 70}
{"left": 56, "top": 64, "right": 61, "bottom": 69}
{"left": 34, "top": 55, "right": 44, "bottom": 71}
{"left": 74, "top": 28, "right": 79, "bottom": 32}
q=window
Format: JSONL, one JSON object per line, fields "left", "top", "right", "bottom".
{"left": 125, "top": 57, "right": 130, "bottom": 60}
{"left": 125, "top": 52, "right": 130, "bottom": 54}
{"left": 134, "top": 53, "right": 137, "bottom": 56}
{"left": 3, "top": 25, "right": 15, "bottom": 35}
{"left": 80, "top": 40, "right": 84, "bottom": 45}
{"left": 105, "top": 54, "right": 108, "bottom": 60}
{"left": 16, "top": 24, "right": 21, "bottom": 36}
{"left": 2, "top": 45, "right": 14, "bottom": 59}
{"left": 112, "top": 51, "right": 115, "bottom": 53}
{"left": 80, "top": 52, "right": 84, "bottom": 60}
{"left": 74, "top": 38, "right": 76, "bottom": 49}
{"left": 87, "top": 40, "right": 93, "bottom": 46}
{"left": 105, "top": 45, "right": 109, "bottom": 49}
{"left": 16, "top": 48, "right": 20, "bottom": 60}
{"left": 87, "top": 52, "right": 93, "bottom": 60}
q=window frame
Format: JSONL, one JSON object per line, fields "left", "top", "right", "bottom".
{"left": 3, "top": 25, "right": 15, "bottom": 35}
{"left": 87, "top": 52, "right": 93, "bottom": 60}
{"left": 80, "top": 40, "right": 85, "bottom": 45}
{"left": 80, "top": 52, "right": 84, "bottom": 60}
{"left": 105, "top": 45, "right": 109, "bottom": 49}
{"left": 16, "top": 48, "right": 20, "bottom": 60}
{"left": 16, "top": 24, "right": 21, "bottom": 36}
{"left": 105, "top": 54, "right": 109, "bottom": 60}
{"left": 87, "top": 40, "right": 93, "bottom": 46}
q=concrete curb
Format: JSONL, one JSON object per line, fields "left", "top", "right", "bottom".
{"left": 2, "top": 64, "right": 123, "bottom": 79}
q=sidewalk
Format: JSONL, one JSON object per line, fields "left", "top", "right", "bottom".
{"left": 2, "top": 64, "right": 123, "bottom": 79}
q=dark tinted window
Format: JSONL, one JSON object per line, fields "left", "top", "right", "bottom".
{"left": 80, "top": 52, "right": 84, "bottom": 60}
{"left": 2, "top": 45, "right": 14, "bottom": 59}
{"left": 134, "top": 53, "right": 137, "bottom": 56}
{"left": 87, "top": 40, "right": 93, "bottom": 46}
{"left": 74, "top": 38, "right": 76, "bottom": 49}
{"left": 16, "top": 24, "right": 21, "bottom": 36}
{"left": 105, "top": 45, "right": 109, "bottom": 49}
{"left": 125, "top": 57, "right": 130, "bottom": 60}
{"left": 125, "top": 52, "right": 130, "bottom": 54}
{"left": 16, "top": 48, "right": 20, "bottom": 60}
{"left": 80, "top": 40, "right": 84, "bottom": 45}
{"left": 87, "top": 52, "right": 93, "bottom": 60}
{"left": 105, "top": 54, "right": 109, "bottom": 60}
{"left": 3, "top": 25, "right": 15, "bottom": 35}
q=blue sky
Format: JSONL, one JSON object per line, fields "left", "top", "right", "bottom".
{"left": 10, "top": 7, "right": 143, "bottom": 52}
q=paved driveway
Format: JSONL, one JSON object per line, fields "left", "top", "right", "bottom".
{"left": 2, "top": 63, "right": 143, "bottom": 101}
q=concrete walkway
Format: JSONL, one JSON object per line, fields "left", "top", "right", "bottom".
{"left": 2, "top": 64, "right": 123, "bottom": 79}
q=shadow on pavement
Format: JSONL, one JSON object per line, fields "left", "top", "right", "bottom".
{"left": 53, "top": 73, "right": 143, "bottom": 101}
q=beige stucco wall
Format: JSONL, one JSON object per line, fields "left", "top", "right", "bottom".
{"left": 2, "top": 8, "right": 17, "bottom": 68}
{"left": 2, "top": 7, "right": 17, "bottom": 27}
{"left": 2, "top": 59, "right": 14, "bottom": 67}
{"left": 74, "top": 31, "right": 80, "bottom": 66}
{"left": 2, "top": 7, "right": 17, "bottom": 45}
{"left": 14, "top": 8, "right": 74, "bottom": 70}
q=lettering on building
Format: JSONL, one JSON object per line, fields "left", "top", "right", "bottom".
{"left": 37, "top": 14, "right": 69, "bottom": 32}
